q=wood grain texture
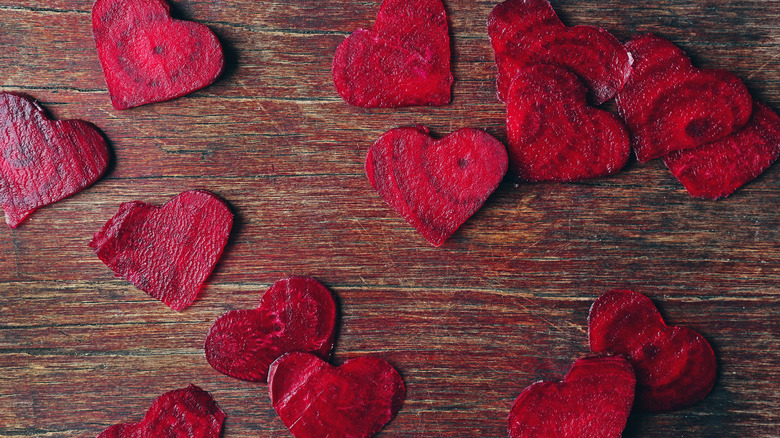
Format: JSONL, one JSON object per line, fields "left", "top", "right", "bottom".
{"left": 0, "top": 0, "right": 778, "bottom": 436}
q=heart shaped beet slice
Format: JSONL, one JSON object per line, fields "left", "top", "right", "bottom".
{"left": 663, "top": 101, "right": 780, "bottom": 199}
{"left": 89, "top": 190, "right": 233, "bottom": 311}
{"left": 0, "top": 92, "right": 110, "bottom": 228}
{"left": 332, "top": 0, "right": 452, "bottom": 107}
{"left": 204, "top": 276, "right": 337, "bottom": 382}
{"left": 269, "top": 352, "right": 405, "bottom": 438}
{"left": 614, "top": 33, "right": 753, "bottom": 162}
{"left": 92, "top": 0, "right": 224, "bottom": 109}
{"left": 588, "top": 290, "right": 717, "bottom": 411}
{"left": 508, "top": 355, "right": 635, "bottom": 438}
{"left": 365, "top": 126, "right": 507, "bottom": 246}
{"left": 488, "top": 0, "right": 632, "bottom": 105}
{"left": 505, "top": 65, "right": 630, "bottom": 182}
{"left": 98, "top": 384, "right": 225, "bottom": 438}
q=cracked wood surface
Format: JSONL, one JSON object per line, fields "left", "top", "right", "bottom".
{"left": 1, "top": 0, "right": 779, "bottom": 436}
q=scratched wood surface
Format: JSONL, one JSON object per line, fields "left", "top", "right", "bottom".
{"left": 0, "top": 0, "right": 778, "bottom": 436}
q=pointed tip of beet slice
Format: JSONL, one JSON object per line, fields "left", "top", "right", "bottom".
{"left": 89, "top": 190, "right": 233, "bottom": 311}
{"left": 268, "top": 352, "right": 405, "bottom": 438}
{"left": 204, "top": 276, "right": 338, "bottom": 382}
{"left": 97, "top": 384, "right": 225, "bottom": 438}
{"left": 588, "top": 289, "right": 717, "bottom": 411}
{"left": 508, "top": 355, "right": 635, "bottom": 438}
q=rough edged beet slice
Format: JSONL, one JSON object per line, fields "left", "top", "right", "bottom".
{"left": 332, "top": 0, "right": 452, "bottom": 107}
{"left": 89, "top": 190, "right": 233, "bottom": 311}
{"left": 204, "top": 276, "right": 338, "bottom": 382}
{"left": 508, "top": 355, "right": 635, "bottom": 438}
{"left": 506, "top": 65, "right": 630, "bottom": 182}
{"left": 98, "top": 384, "right": 225, "bottom": 438}
{"left": 0, "top": 93, "right": 110, "bottom": 228}
{"left": 92, "top": 0, "right": 224, "bottom": 110}
{"left": 487, "top": 0, "right": 632, "bottom": 104}
{"left": 663, "top": 102, "right": 780, "bottom": 199}
{"left": 614, "top": 33, "right": 753, "bottom": 162}
{"left": 269, "top": 352, "right": 405, "bottom": 438}
{"left": 588, "top": 290, "right": 717, "bottom": 411}
{"left": 365, "top": 126, "right": 508, "bottom": 246}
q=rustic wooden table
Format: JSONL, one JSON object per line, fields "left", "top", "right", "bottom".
{"left": 1, "top": 0, "right": 778, "bottom": 436}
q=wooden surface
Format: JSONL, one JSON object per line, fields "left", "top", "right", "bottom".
{"left": 1, "top": 0, "right": 779, "bottom": 436}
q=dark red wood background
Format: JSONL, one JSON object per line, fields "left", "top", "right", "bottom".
{"left": 1, "top": 0, "right": 778, "bottom": 436}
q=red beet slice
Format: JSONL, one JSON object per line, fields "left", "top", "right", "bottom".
{"left": 269, "top": 352, "right": 405, "bottom": 438}
{"left": 506, "top": 65, "right": 630, "bottom": 182}
{"left": 92, "top": 0, "right": 224, "bottom": 110}
{"left": 588, "top": 289, "right": 717, "bottom": 411}
{"left": 332, "top": 0, "right": 452, "bottom": 107}
{"left": 614, "top": 33, "right": 753, "bottom": 162}
{"left": 487, "top": 0, "right": 632, "bottom": 105}
{"left": 663, "top": 101, "right": 780, "bottom": 199}
{"left": 98, "top": 384, "right": 225, "bottom": 438}
{"left": 0, "top": 92, "right": 109, "bottom": 228}
{"left": 204, "top": 276, "right": 337, "bottom": 382}
{"left": 508, "top": 355, "right": 635, "bottom": 438}
{"left": 89, "top": 190, "right": 233, "bottom": 311}
{"left": 365, "top": 126, "right": 507, "bottom": 246}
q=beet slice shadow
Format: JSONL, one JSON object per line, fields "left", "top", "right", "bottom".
{"left": 365, "top": 126, "right": 507, "bottom": 246}
{"left": 505, "top": 65, "right": 630, "bottom": 182}
{"left": 332, "top": 0, "right": 452, "bottom": 107}
{"left": 663, "top": 101, "right": 780, "bottom": 199}
{"left": 97, "top": 384, "right": 225, "bottom": 438}
{"left": 508, "top": 355, "right": 635, "bottom": 438}
{"left": 92, "top": 0, "right": 224, "bottom": 109}
{"left": 614, "top": 33, "right": 753, "bottom": 162}
{"left": 488, "top": 0, "right": 632, "bottom": 105}
{"left": 0, "top": 92, "right": 110, "bottom": 228}
{"left": 588, "top": 289, "right": 717, "bottom": 411}
{"left": 269, "top": 352, "right": 405, "bottom": 438}
{"left": 89, "top": 190, "right": 233, "bottom": 311}
{"left": 204, "top": 276, "right": 338, "bottom": 382}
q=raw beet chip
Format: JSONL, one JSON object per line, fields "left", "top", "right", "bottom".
{"left": 664, "top": 102, "right": 780, "bottom": 199}
{"left": 205, "top": 276, "right": 337, "bottom": 382}
{"left": 0, "top": 92, "right": 109, "bottom": 228}
{"left": 588, "top": 289, "right": 717, "bottom": 411}
{"left": 269, "top": 352, "right": 405, "bottom": 438}
{"left": 93, "top": 0, "right": 224, "bottom": 110}
{"left": 89, "top": 190, "right": 232, "bottom": 311}
{"left": 506, "top": 65, "right": 630, "bottom": 182}
{"left": 332, "top": 0, "right": 452, "bottom": 107}
{"left": 508, "top": 355, "right": 635, "bottom": 438}
{"left": 365, "top": 126, "right": 507, "bottom": 246}
{"left": 487, "top": 0, "right": 632, "bottom": 105}
{"left": 98, "top": 384, "right": 225, "bottom": 438}
{"left": 614, "top": 33, "right": 753, "bottom": 162}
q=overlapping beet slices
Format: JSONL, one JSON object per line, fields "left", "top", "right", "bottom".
{"left": 90, "top": 190, "right": 233, "bottom": 311}
{"left": 488, "top": 0, "right": 632, "bottom": 105}
{"left": 332, "top": 0, "right": 452, "bottom": 107}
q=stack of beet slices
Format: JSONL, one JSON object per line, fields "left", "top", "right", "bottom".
{"left": 489, "top": 0, "right": 780, "bottom": 199}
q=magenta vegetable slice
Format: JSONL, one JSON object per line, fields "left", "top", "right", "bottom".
{"left": 0, "top": 92, "right": 109, "bottom": 228}
{"left": 89, "top": 190, "right": 233, "bottom": 311}
{"left": 269, "top": 352, "right": 405, "bottom": 438}
{"left": 508, "top": 355, "right": 635, "bottom": 438}
{"left": 506, "top": 65, "right": 630, "bottom": 182}
{"left": 204, "top": 276, "right": 337, "bottom": 382}
{"left": 663, "top": 101, "right": 780, "bottom": 199}
{"left": 92, "top": 0, "right": 224, "bottom": 110}
{"left": 365, "top": 126, "right": 507, "bottom": 246}
{"left": 488, "top": 0, "right": 632, "bottom": 104}
{"left": 98, "top": 384, "right": 225, "bottom": 438}
{"left": 614, "top": 33, "right": 753, "bottom": 162}
{"left": 588, "top": 289, "right": 717, "bottom": 411}
{"left": 332, "top": 0, "right": 452, "bottom": 107}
